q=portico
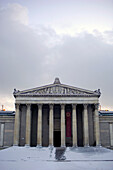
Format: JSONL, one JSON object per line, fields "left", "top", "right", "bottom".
{"left": 13, "top": 78, "right": 101, "bottom": 147}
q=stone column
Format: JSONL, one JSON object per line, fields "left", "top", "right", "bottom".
{"left": 83, "top": 104, "right": 89, "bottom": 146}
{"left": 110, "top": 124, "right": 113, "bottom": 147}
{"left": 25, "top": 104, "right": 31, "bottom": 147}
{"left": 49, "top": 104, "right": 54, "bottom": 146}
{"left": 72, "top": 104, "right": 77, "bottom": 147}
{"left": 61, "top": 104, "right": 65, "bottom": 147}
{"left": 0, "top": 124, "right": 4, "bottom": 147}
{"left": 37, "top": 104, "right": 42, "bottom": 146}
{"left": 14, "top": 104, "right": 20, "bottom": 146}
{"left": 94, "top": 104, "right": 100, "bottom": 146}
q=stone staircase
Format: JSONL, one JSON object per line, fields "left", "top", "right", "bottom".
{"left": 55, "top": 147, "right": 66, "bottom": 160}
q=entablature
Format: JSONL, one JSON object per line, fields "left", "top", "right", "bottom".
{"left": 15, "top": 96, "right": 99, "bottom": 105}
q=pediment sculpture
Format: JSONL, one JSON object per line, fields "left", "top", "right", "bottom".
{"left": 16, "top": 85, "right": 95, "bottom": 96}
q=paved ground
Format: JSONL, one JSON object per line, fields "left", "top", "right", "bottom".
{"left": 0, "top": 146, "right": 113, "bottom": 170}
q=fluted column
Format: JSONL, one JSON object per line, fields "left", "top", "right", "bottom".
{"left": 14, "top": 104, "right": 20, "bottom": 146}
{"left": 72, "top": 104, "right": 77, "bottom": 147}
{"left": 49, "top": 104, "right": 54, "bottom": 146}
{"left": 61, "top": 104, "right": 65, "bottom": 147}
{"left": 37, "top": 104, "right": 42, "bottom": 146}
{"left": 94, "top": 104, "right": 100, "bottom": 146}
{"left": 83, "top": 104, "right": 89, "bottom": 146}
{"left": 25, "top": 104, "right": 31, "bottom": 147}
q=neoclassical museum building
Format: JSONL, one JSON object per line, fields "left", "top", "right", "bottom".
{"left": 0, "top": 78, "right": 113, "bottom": 148}
{"left": 13, "top": 78, "right": 101, "bottom": 147}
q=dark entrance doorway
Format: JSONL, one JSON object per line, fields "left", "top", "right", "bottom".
{"left": 54, "top": 104, "right": 61, "bottom": 147}
{"left": 54, "top": 131, "right": 61, "bottom": 147}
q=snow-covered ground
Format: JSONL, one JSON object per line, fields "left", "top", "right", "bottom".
{"left": 0, "top": 146, "right": 113, "bottom": 170}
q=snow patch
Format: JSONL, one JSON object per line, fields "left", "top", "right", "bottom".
{"left": 0, "top": 146, "right": 113, "bottom": 170}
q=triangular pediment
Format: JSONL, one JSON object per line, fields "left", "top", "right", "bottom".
{"left": 14, "top": 79, "right": 100, "bottom": 97}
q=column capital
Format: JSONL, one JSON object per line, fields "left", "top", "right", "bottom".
{"left": 26, "top": 104, "right": 31, "bottom": 111}
{"left": 61, "top": 104, "right": 65, "bottom": 110}
{"left": 26, "top": 104, "right": 31, "bottom": 107}
{"left": 94, "top": 103, "right": 99, "bottom": 110}
{"left": 72, "top": 104, "right": 77, "bottom": 109}
{"left": 50, "top": 104, "right": 54, "bottom": 110}
{"left": 38, "top": 104, "right": 42, "bottom": 109}
{"left": 26, "top": 103, "right": 31, "bottom": 105}
{"left": 83, "top": 104, "right": 88, "bottom": 110}
{"left": 15, "top": 103, "right": 20, "bottom": 110}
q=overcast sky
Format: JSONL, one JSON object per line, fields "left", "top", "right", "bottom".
{"left": 0, "top": 0, "right": 113, "bottom": 111}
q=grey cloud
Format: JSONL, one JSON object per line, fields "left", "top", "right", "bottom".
{"left": 0, "top": 5, "right": 113, "bottom": 110}
{"left": 46, "top": 32, "right": 113, "bottom": 109}
{"left": 0, "top": 6, "right": 49, "bottom": 95}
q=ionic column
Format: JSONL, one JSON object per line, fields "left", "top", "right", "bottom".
{"left": 83, "top": 104, "right": 89, "bottom": 146}
{"left": 61, "top": 104, "right": 65, "bottom": 147}
{"left": 94, "top": 104, "right": 100, "bottom": 146}
{"left": 25, "top": 104, "right": 31, "bottom": 147}
{"left": 37, "top": 104, "right": 42, "bottom": 146}
{"left": 72, "top": 104, "right": 77, "bottom": 147}
{"left": 49, "top": 104, "right": 54, "bottom": 146}
{"left": 14, "top": 104, "right": 20, "bottom": 146}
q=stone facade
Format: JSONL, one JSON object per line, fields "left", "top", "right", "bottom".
{"left": 0, "top": 113, "right": 15, "bottom": 147}
{"left": 0, "top": 78, "right": 113, "bottom": 148}
{"left": 13, "top": 78, "right": 101, "bottom": 147}
{"left": 99, "top": 116, "right": 113, "bottom": 147}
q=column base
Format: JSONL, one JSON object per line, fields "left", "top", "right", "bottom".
{"left": 96, "top": 143, "right": 102, "bottom": 147}
{"left": 84, "top": 144, "right": 90, "bottom": 147}
{"left": 36, "top": 144, "right": 42, "bottom": 148}
{"left": 72, "top": 145, "right": 78, "bottom": 148}
{"left": 25, "top": 144, "right": 30, "bottom": 148}
{"left": 72, "top": 144, "right": 78, "bottom": 147}
{"left": 48, "top": 145, "right": 54, "bottom": 148}
{"left": 61, "top": 145, "right": 66, "bottom": 148}
{"left": 13, "top": 144, "right": 18, "bottom": 147}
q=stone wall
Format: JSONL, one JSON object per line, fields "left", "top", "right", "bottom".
{"left": 0, "top": 115, "right": 15, "bottom": 147}
{"left": 99, "top": 116, "right": 113, "bottom": 147}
